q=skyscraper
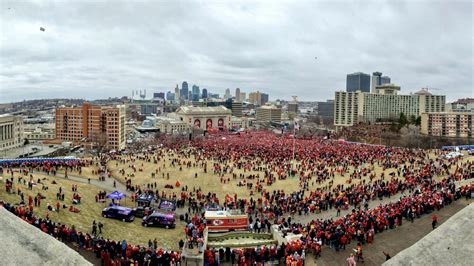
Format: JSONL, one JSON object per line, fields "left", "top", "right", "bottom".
{"left": 371, "top": 72, "right": 382, "bottom": 93}
{"left": 181, "top": 81, "right": 189, "bottom": 100}
{"left": 224, "top": 88, "right": 231, "bottom": 99}
{"left": 202, "top": 88, "right": 208, "bottom": 99}
{"left": 192, "top": 85, "right": 200, "bottom": 101}
{"left": 381, "top": 76, "right": 391, "bottom": 85}
{"left": 235, "top": 88, "right": 241, "bottom": 102}
{"left": 261, "top": 93, "right": 269, "bottom": 105}
{"left": 347, "top": 72, "right": 370, "bottom": 92}
{"left": 174, "top": 84, "right": 180, "bottom": 101}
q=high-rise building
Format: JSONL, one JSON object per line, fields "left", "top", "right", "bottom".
{"left": 315, "top": 100, "right": 335, "bottom": 118}
{"left": 371, "top": 72, "right": 391, "bottom": 93}
{"left": 240, "top": 92, "right": 246, "bottom": 102}
{"left": 421, "top": 112, "right": 473, "bottom": 138}
{"left": 202, "top": 88, "right": 208, "bottom": 99}
{"left": 55, "top": 103, "right": 126, "bottom": 150}
{"left": 347, "top": 72, "right": 370, "bottom": 92}
{"left": 181, "top": 81, "right": 189, "bottom": 100}
{"left": 224, "top": 88, "right": 231, "bottom": 99}
{"left": 381, "top": 76, "right": 391, "bottom": 85}
{"left": 174, "top": 85, "right": 180, "bottom": 101}
{"left": 0, "top": 114, "right": 24, "bottom": 152}
{"left": 248, "top": 91, "right": 262, "bottom": 105}
{"left": 192, "top": 85, "right": 200, "bottom": 101}
{"left": 153, "top": 92, "right": 165, "bottom": 99}
{"left": 334, "top": 87, "right": 445, "bottom": 129}
{"left": 287, "top": 96, "right": 298, "bottom": 113}
{"left": 256, "top": 105, "right": 282, "bottom": 123}
{"left": 371, "top": 72, "right": 382, "bottom": 93}
{"left": 231, "top": 101, "right": 243, "bottom": 117}
{"left": 166, "top": 91, "right": 175, "bottom": 101}
{"left": 261, "top": 93, "right": 269, "bottom": 105}
{"left": 235, "top": 88, "right": 241, "bottom": 102}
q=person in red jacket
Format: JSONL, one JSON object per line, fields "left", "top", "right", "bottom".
{"left": 432, "top": 214, "right": 438, "bottom": 229}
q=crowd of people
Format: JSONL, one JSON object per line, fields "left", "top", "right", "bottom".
{"left": 0, "top": 130, "right": 473, "bottom": 265}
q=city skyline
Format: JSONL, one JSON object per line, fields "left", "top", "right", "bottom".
{"left": 0, "top": 0, "right": 472, "bottom": 103}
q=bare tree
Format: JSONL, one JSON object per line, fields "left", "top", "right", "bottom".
{"left": 90, "top": 131, "right": 108, "bottom": 155}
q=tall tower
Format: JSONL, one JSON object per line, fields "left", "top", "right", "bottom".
{"left": 181, "top": 81, "right": 189, "bottom": 100}
{"left": 235, "top": 88, "right": 241, "bottom": 102}
{"left": 371, "top": 72, "right": 382, "bottom": 93}
{"left": 224, "top": 88, "right": 231, "bottom": 99}
{"left": 174, "top": 84, "right": 180, "bottom": 101}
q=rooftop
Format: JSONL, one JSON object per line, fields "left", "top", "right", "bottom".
{"left": 176, "top": 106, "right": 231, "bottom": 115}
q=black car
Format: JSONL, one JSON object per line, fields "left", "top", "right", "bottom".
{"left": 133, "top": 206, "right": 155, "bottom": 218}
{"left": 102, "top": 206, "right": 135, "bottom": 222}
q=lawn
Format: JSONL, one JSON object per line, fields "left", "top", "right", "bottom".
{"left": 0, "top": 171, "right": 184, "bottom": 250}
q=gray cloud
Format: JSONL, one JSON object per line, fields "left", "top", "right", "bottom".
{"left": 0, "top": 0, "right": 472, "bottom": 103}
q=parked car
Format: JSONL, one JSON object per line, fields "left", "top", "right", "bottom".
{"left": 133, "top": 206, "right": 155, "bottom": 218}
{"left": 102, "top": 206, "right": 135, "bottom": 222}
{"left": 142, "top": 212, "right": 176, "bottom": 228}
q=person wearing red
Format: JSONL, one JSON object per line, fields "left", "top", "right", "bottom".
{"left": 432, "top": 214, "right": 438, "bottom": 229}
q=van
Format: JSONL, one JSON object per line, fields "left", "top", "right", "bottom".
{"left": 102, "top": 206, "right": 135, "bottom": 222}
{"left": 142, "top": 212, "right": 176, "bottom": 228}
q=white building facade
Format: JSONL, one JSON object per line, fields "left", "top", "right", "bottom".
{"left": 0, "top": 115, "right": 24, "bottom": 151}
{"left": 334, "top": 87, "right": 445, "bottom": 129}
{"left": 175, "top": 106, "right": 232, "bottom": 130}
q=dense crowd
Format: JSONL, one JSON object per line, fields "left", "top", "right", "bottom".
{"left": 1, "top": 131, "right": 473, "bottom": 266}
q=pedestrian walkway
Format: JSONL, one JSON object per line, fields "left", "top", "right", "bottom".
{"left": 311, "top": 198, "right": 473, "bottom": 266}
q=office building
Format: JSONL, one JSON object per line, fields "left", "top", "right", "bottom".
{"left": 421, "top": 112, "right": 473, "bottom": 138}
{"left": 288, "top": 96, "right": 298, "bottom": 114}
{"left": 315, "top": 100, "right": 335, "bottom": 118}
{"left": 235, "top": 88, "right": 241, "bottom": 102}
{"left": 153, "top": 92, "right": 165, "bottom": 99}
{"left": 166, "top": 91, "right": 175, "bottom": 101}
{"left": 249, "top": 91, "right": 268, "bottom": 106}
{"left": 445, "top": 98, "right": 474, "bottom": 112}
{"left": 140, "top": 103, "right": 159, "bottom": 115}
{"left": 256, "top": 105, "right": 282, "bottom": 123}
{"left": 23, "top": 123, "right": 55, "bottom": 141}
{"left": 371, "top": 72, "right": 382, "bottom": 93}
{"left": 347, "top": 72, "right": 370, "bottom": 92}
{"left": 334, "top": 87, "right": 445, "bottom": 129}
{"left": 231, "top": 101, "right": 243, "bottom": 117}
{"left": 381, "top": 76, "right": 391, "bottom": 85}
{"left": 192, "top": 85, "right": 200, "bottom": 101}
{"left": 240, "top": 92, "right": 246, "bottom": 102}
{"left": 224, "top": 88, "right": 231, "bottom": 100}
{"left": 202, "top": 88, "right": 208, "bottom": 99}
{"left": 371, "top": 72, "right": 391, "bottom": 93}
{"left": 261, "top": 93, "right": 269, "bottom": 105}
{"left": 181, "top": 81, "right": 189, "bottom": 100}
{"left": 248, "top": 91, "right": 261, "bottom": 105}
{"left": 0, "top": 115, "right": 24, "bottom": 151}
{"left": 55, "top": 103, "right": 126, "bottom": 150}
{"left": 174, "top": 85, "right": 180, "bottom": 101}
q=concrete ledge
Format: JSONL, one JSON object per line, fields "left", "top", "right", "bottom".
{"left": 0, "top": 207, "right": 91, "bottom": 266}
{"left": 383, "top": 203, "right": 474, "bottom": 266}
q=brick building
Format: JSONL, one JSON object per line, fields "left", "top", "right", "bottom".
{"left": 55, "top": 103, "right": 126, "bottom": 150}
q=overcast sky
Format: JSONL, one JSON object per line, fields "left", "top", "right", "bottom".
{"left": 0, "top": 0, "right": 472, "bottom": 103}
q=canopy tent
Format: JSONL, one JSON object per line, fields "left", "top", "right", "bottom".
{"left": 106, "top": 191, "right": 126, "bottom": 200}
